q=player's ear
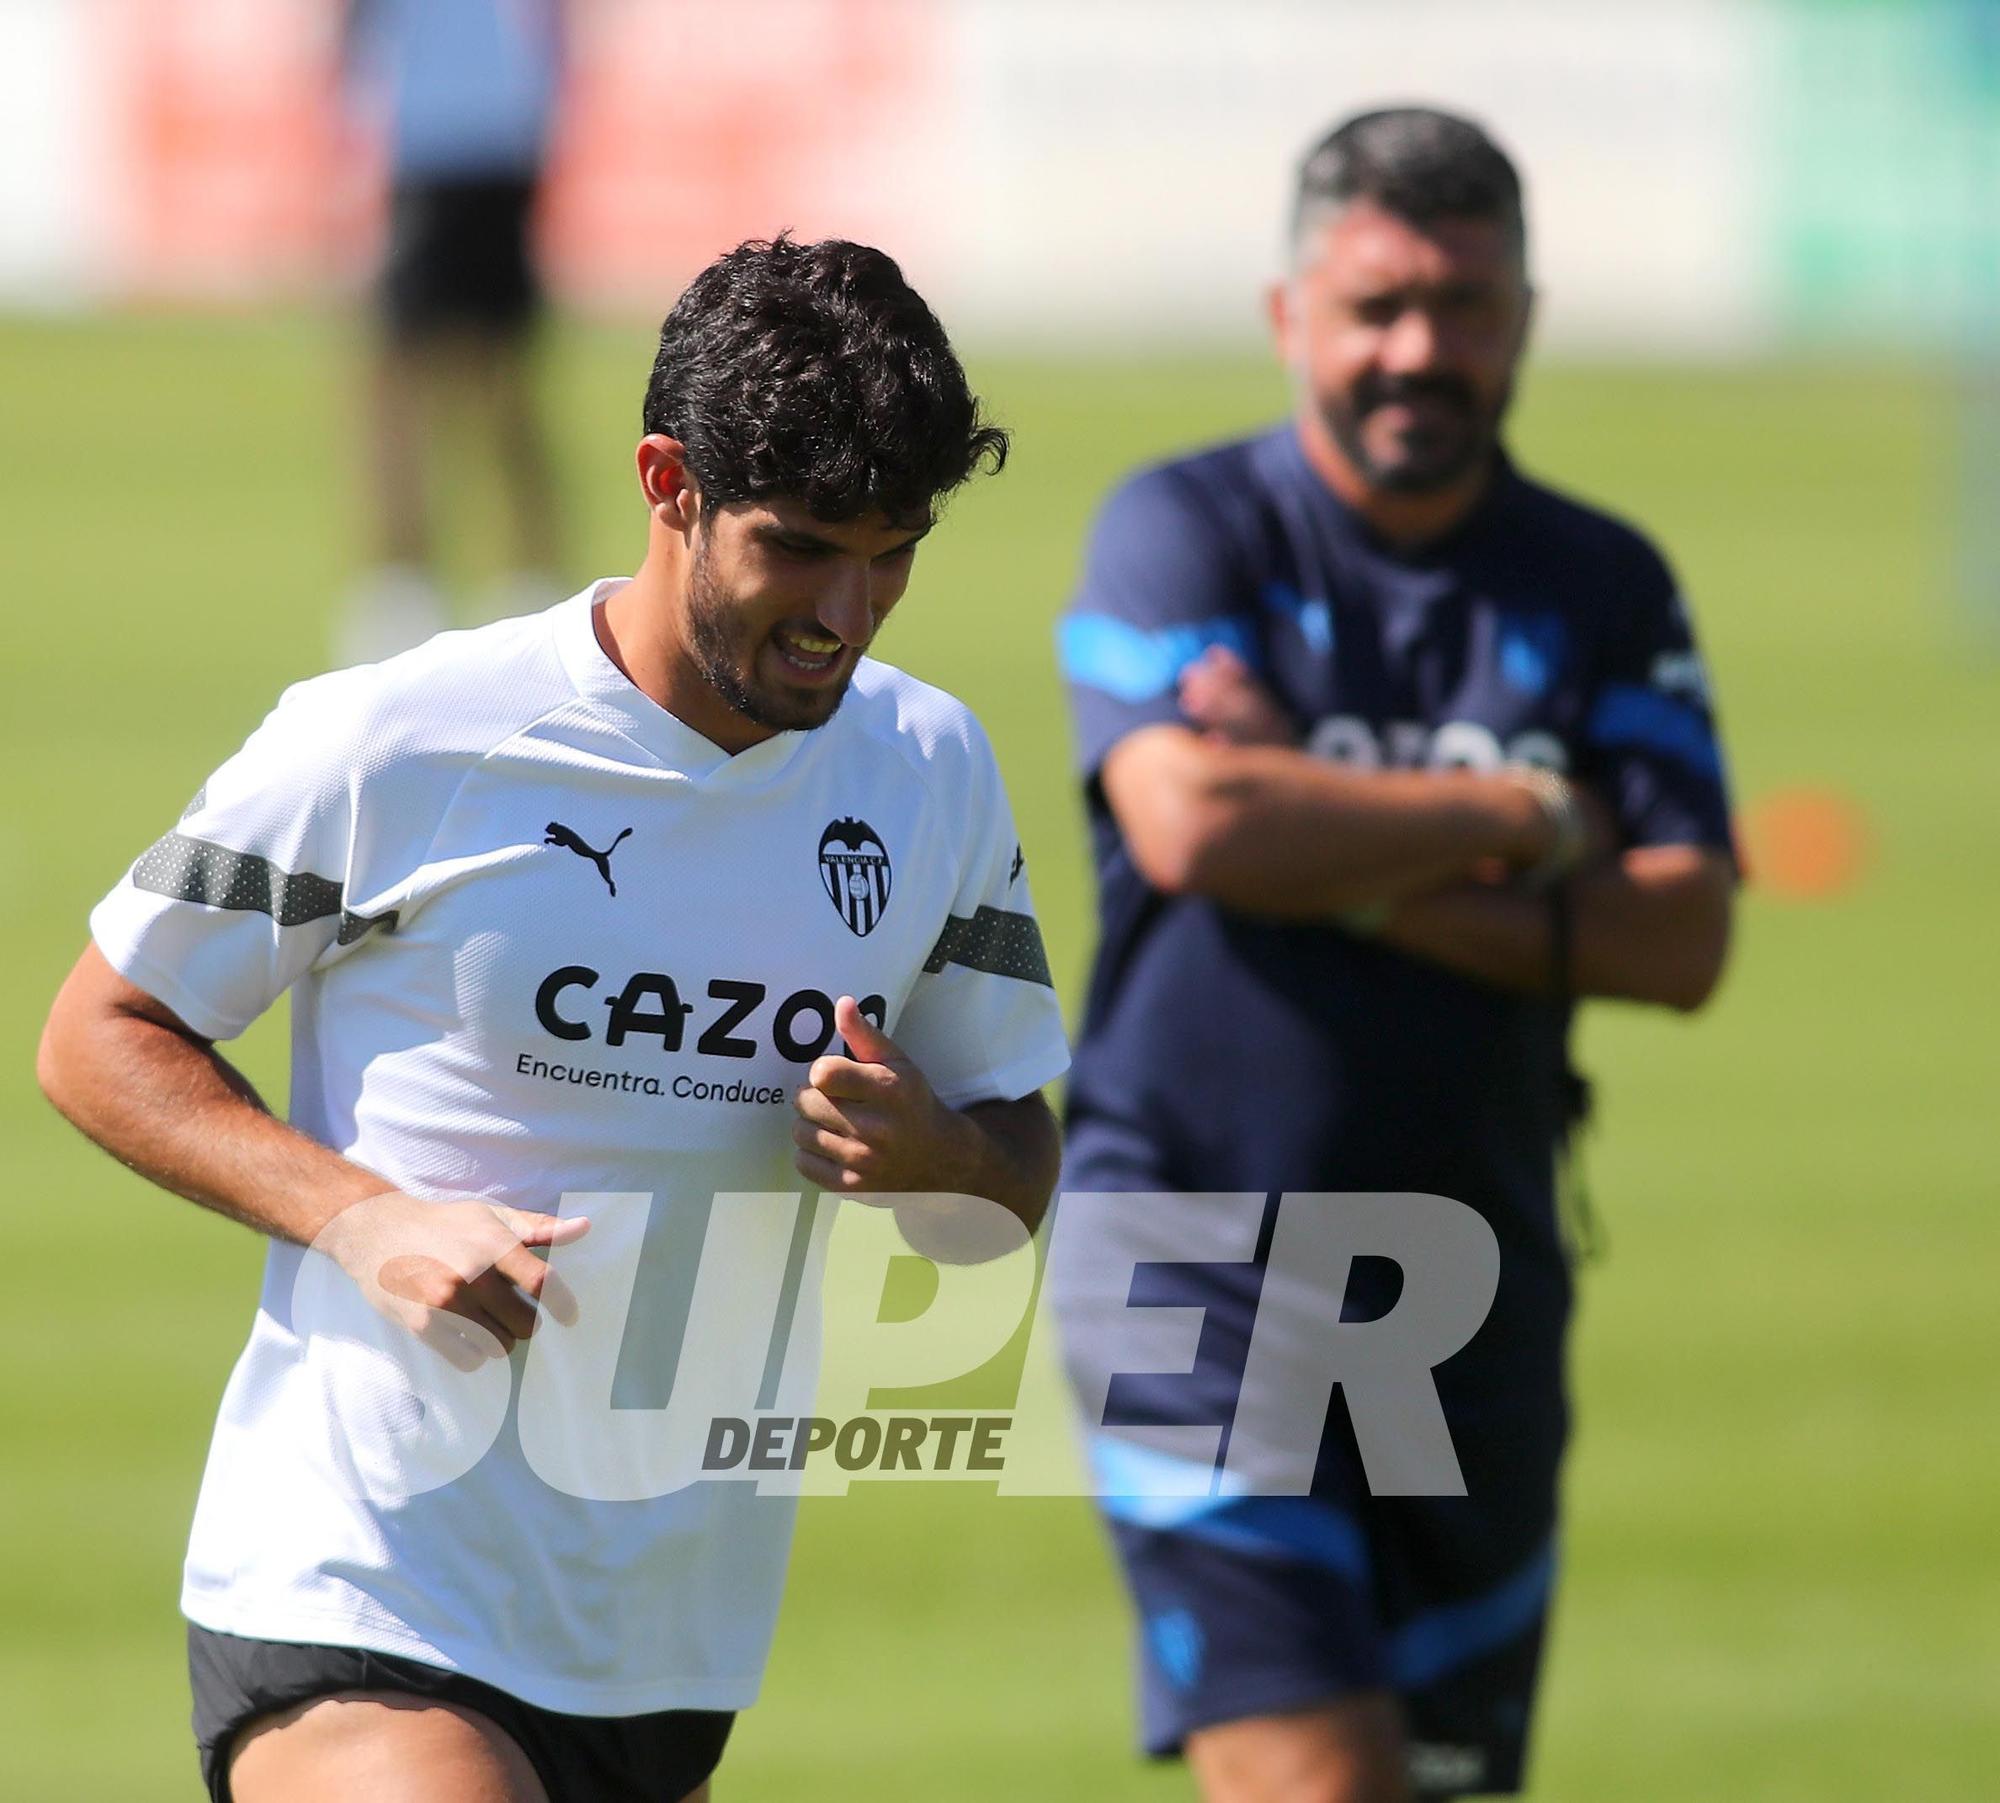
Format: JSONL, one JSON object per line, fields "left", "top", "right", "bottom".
{"left": 1265, "top": 277, "right": 1297, "bottom": 364}
{"left": 636, "top": 435, "right": 701, "bottom": 537}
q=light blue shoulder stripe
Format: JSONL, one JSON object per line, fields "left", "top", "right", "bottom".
{"left": 1261, "top": 580, "right": 1334, "bottom": 656}
{"left": 1058, "top": 612, "right": 1256, "bottom": 704}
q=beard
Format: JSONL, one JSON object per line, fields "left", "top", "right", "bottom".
{"left": 683, "top": 543, "right": 854, "bottom": 735}
{"left": 1321, "top": 371, "right": 1510, "bottom": 495}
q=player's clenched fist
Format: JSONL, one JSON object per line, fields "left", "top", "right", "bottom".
{"left": 791, "top": 995, "right": 975, "bottom": 1196}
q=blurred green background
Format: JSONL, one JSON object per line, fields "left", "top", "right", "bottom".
{"left": 3, "top": 316, "right": 1996, "bottom": 1797}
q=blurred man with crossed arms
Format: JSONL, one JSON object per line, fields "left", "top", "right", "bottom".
{"left": 1054, "top": 107, "right": 1736, "bottom": 1801}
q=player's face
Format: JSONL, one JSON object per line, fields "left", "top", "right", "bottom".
{"left": 682, "top": 500, "right": 928, "bottom": 733}
{"left": 1278, "top": 199, "right": 1530, "bottom": 494}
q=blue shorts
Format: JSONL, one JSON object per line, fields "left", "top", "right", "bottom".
{"left": 1105, "top": 1481, "right": 1556, "bottom": 1795}
{"left": 1056, "top": 1145, "right": 1568, "bottom": 1796}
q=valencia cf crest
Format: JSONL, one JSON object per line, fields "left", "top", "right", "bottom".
{"left": 818, "top": 817, "right": 892, "bottom": 937}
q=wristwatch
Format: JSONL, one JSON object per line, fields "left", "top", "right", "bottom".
{"left": 1511, "top": 768, "right": 1590, "bottom": 890}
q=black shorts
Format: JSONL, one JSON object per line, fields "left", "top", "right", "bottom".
{"left": 188, "top": 1624, "right": 733, "bottom": 1803}
{"left": 380, "top": 174, "right": 543, "bottom": 342}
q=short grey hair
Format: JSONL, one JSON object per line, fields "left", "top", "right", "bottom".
{"left": 1290, "top": 106, "right": 1527, "bottom": 266}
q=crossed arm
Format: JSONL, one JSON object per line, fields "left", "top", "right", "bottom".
{"left": 1102, "top": 656, "right": 1734, "bottom": 1013}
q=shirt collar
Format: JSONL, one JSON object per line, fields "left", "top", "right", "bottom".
{"left": 1267, "top": 423, "right": 1521, "bottom": 566}
{"left": 552, "top": 579, "right": 811, "bottom": 786}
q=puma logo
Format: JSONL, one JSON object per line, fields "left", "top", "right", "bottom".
{"left": 544, "top": 821, "right": 633, "bottom": 896}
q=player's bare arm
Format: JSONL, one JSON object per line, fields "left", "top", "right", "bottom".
{"left": 37, "top": 943, "right": 584, "bottom": 1368}
{"left": 1378, "top": 842, "right": 1735, "bottom": 1012}
{"left": 1101, "top": 721, "right": 1597, "bottom": 915}
{"left": 1167, "top": 621, "right": 1731, "bottom": 1008}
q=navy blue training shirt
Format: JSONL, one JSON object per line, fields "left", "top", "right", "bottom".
{"left": 1056, "top": 423, "right": 1734, "bottom": 1386}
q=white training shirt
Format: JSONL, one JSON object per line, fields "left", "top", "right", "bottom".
{"left": 89, "top": 582, "right": 1070, "bottom": 1714}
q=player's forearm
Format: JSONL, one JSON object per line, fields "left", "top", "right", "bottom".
{"left": 38, "top": 955, "right": 386, "bottom": 1246}
{"left": 1376, "top": 846, "right": 1735, "bottom": 1011}
{"left": 953, "top": 1093, "right": 1062, "bottom": 1230}
{"left": 891, "top": 1093, "right": 1061, "bottom": 1264}
{"left": 1107, "top": 728, "right": 1552, "bottom": 916}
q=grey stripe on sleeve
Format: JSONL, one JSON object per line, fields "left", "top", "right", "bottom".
{"left": 130, "top": 832, "right": 396, "bottom": 946}
{"left": 922, "top": 905, "right": 1053, "bottom": 987}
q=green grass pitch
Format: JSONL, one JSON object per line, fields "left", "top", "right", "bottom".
{"left": 2, "top": 314, "right": 1995, "bottom": 1797}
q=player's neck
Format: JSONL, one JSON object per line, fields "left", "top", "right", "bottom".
{"left": 596, "top": 565, "right": 779, "bottom": 757}
{"left": 1293, "top": 410, "right": 1493, "bottom": 552}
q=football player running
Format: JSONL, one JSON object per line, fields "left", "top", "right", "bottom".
{"left": 40, "top": 236, "right": 1067, "bottom": 1803}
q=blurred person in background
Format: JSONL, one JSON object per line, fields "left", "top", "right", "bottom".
{"left": 336, "top": 0, "right": 567, "bottom": 665}
{"left": 1052, "top": 108, "right": 1737, "bottom": 1801}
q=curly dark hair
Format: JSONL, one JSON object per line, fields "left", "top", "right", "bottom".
{"left": 641, "top": 235, "right": 1009, "bottom": 528}
{"left": 1292, "top": 106, "right": 1525, "bottom": 263}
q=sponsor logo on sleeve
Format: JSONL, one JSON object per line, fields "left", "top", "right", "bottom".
{"left": 1648, "top": 648, "right": 1711, "bottom": 705}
